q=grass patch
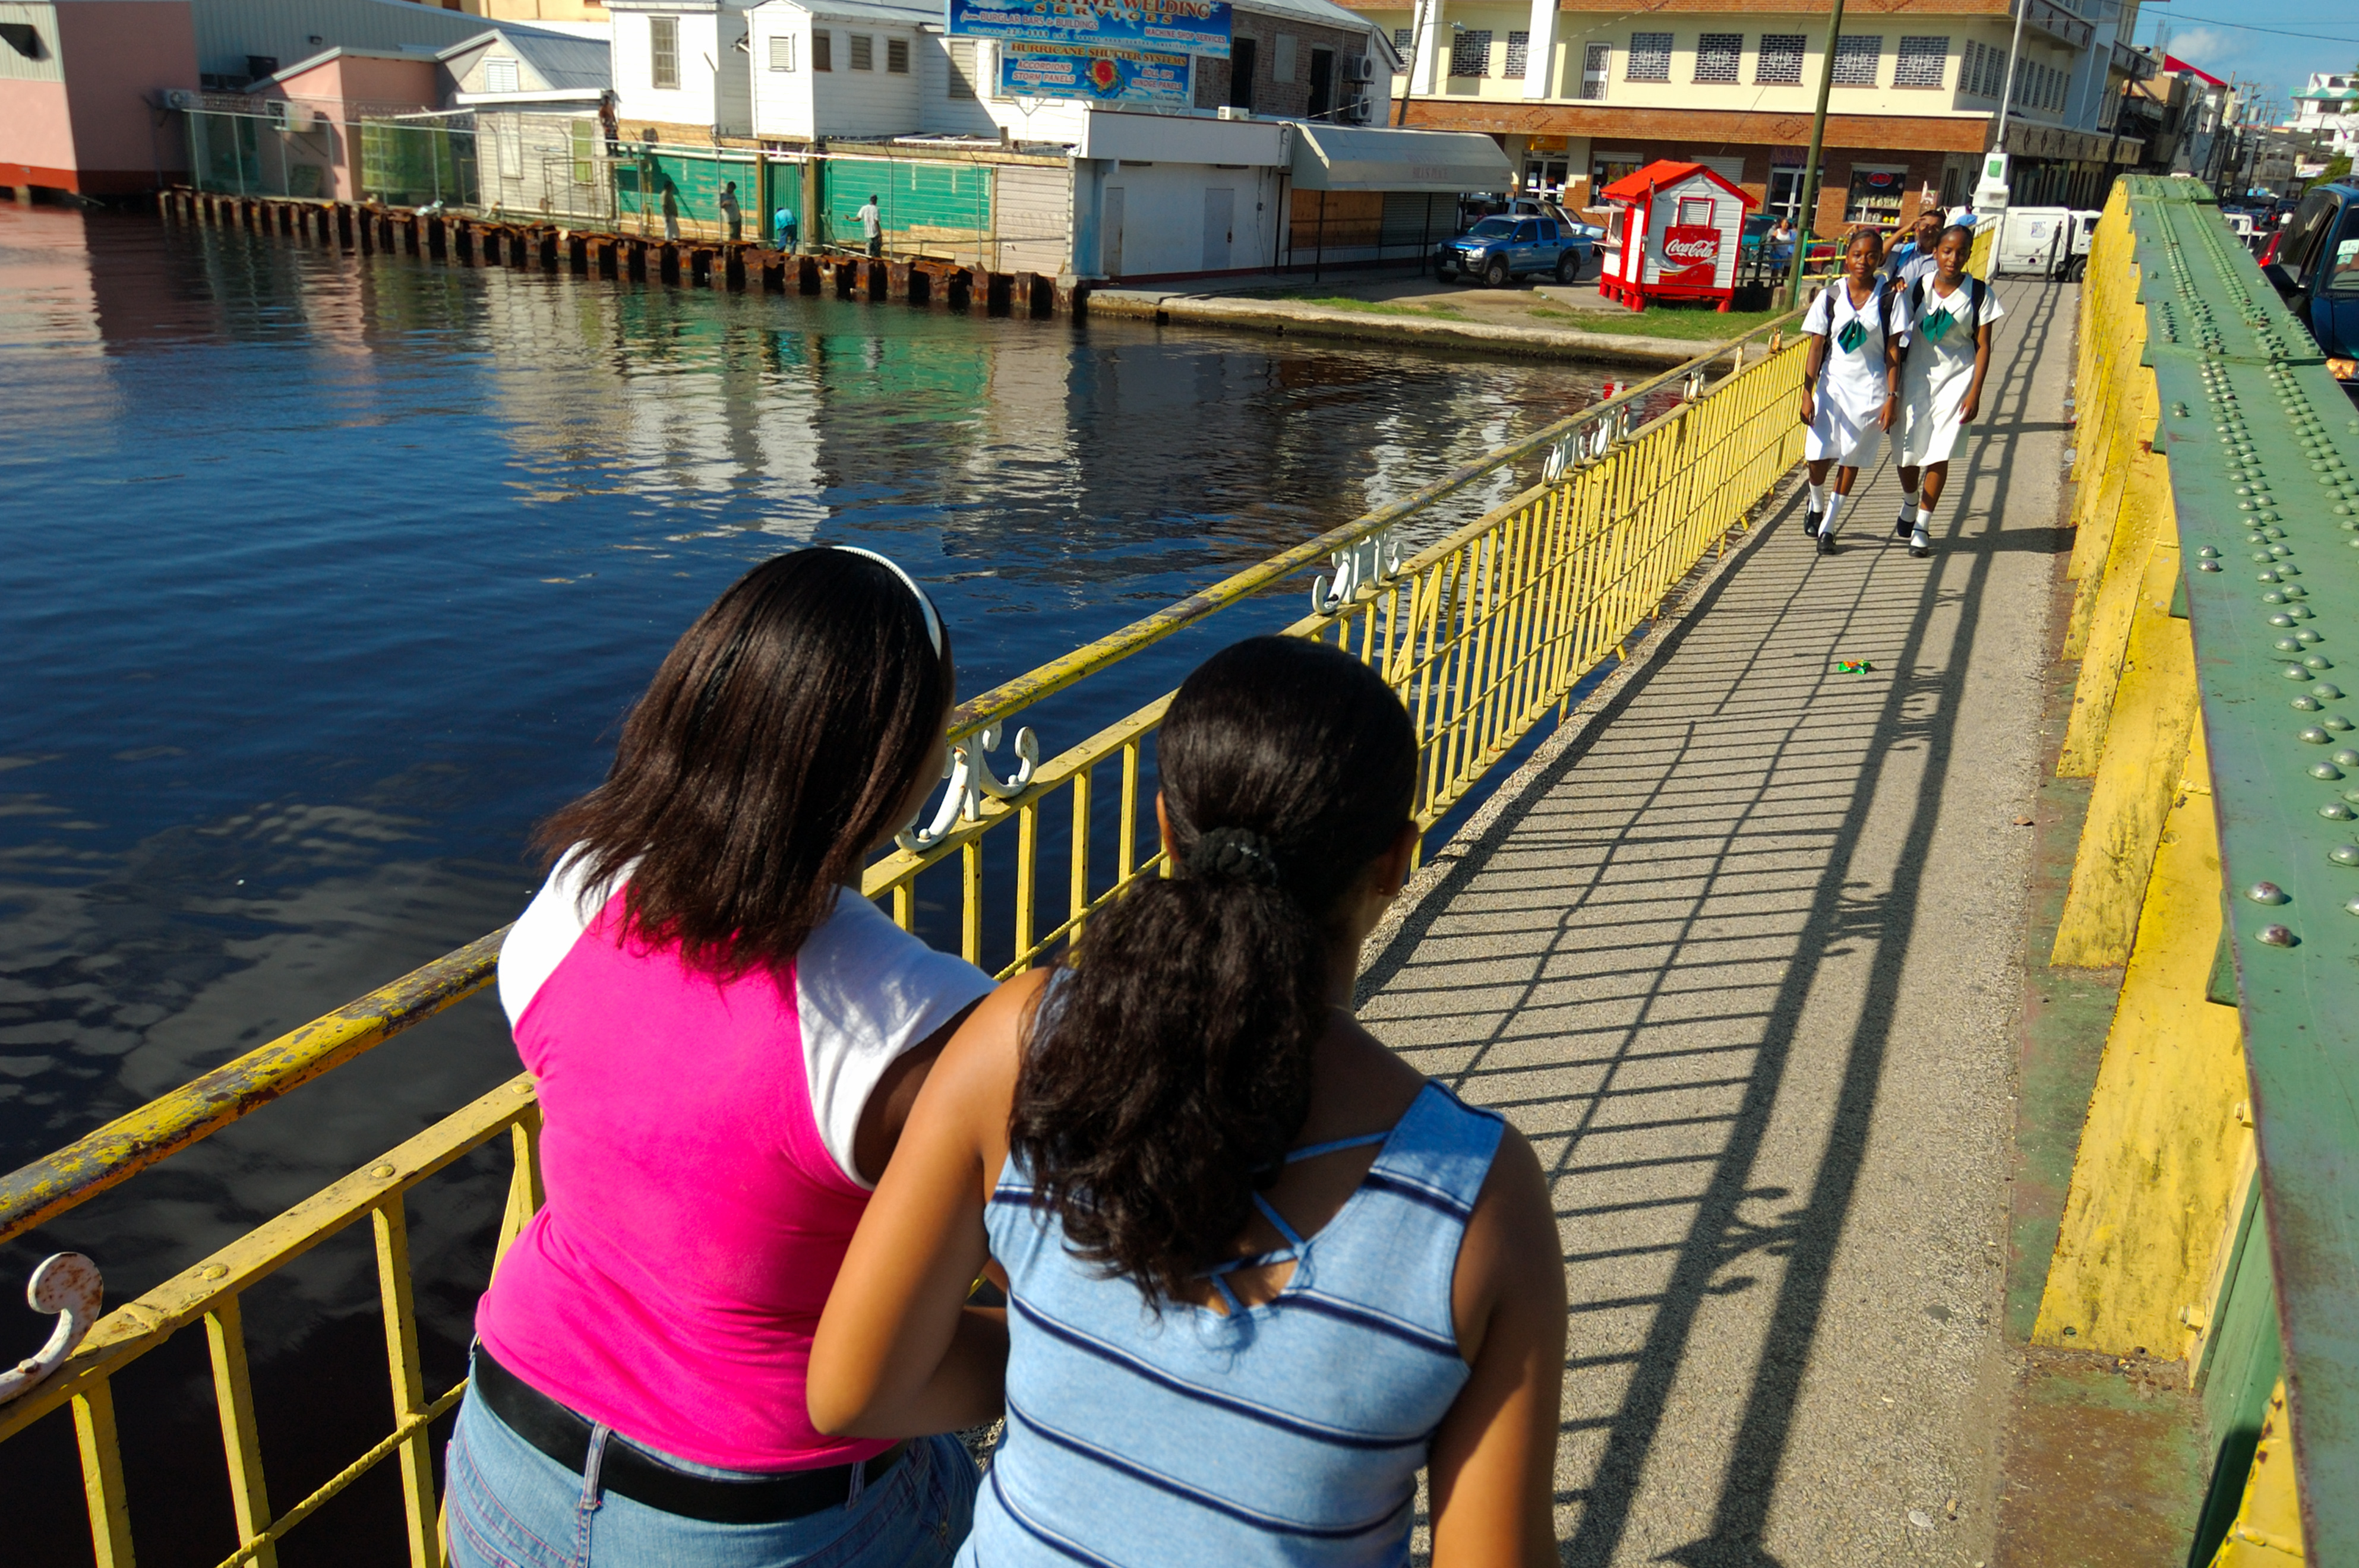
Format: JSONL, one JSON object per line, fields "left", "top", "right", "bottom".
{"left": 1524, "top": 304, "right": 1786, "bottom": 341}
{"left": 1284, "top": 295, "right": 1466, "bottom": 318}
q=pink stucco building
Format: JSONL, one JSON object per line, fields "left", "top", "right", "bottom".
{"left": 0, "top": 0, "right": 198, "bottom": 196}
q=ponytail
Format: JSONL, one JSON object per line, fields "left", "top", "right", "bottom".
{"left": 1009, "top": 637, "right": 1417, "bottom": 1304}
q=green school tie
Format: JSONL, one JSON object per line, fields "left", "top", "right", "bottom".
{"left": 1837, "top": 318, "right": 1866, "bottom": 354}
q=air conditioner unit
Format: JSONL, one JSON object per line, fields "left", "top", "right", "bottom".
{"left": 163, "top": 87, "right": 201, "bottom": 111}
{"left": 1344, "top": 53, "right": 1375, "bottom": 80}
{"left": 282, "top": 103, "right": 317, "bottom": 132}
{"left": 1217, "top": 105, "right": 1253, "bottom": 121}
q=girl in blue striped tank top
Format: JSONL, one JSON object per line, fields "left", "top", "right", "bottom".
{"left": 810, "top": 637, "right": 1568, "bottom": 1568}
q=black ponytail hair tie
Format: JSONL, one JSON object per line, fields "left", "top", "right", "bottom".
{"left": 1186, "top": 826, "right": 1283, "bottom": 888}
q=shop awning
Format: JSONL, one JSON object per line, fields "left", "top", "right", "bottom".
{"left": 1287, "top": 125, "right": 1513, "bottom": 193}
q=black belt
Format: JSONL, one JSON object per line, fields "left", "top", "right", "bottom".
{"left": 470, "top": 1345, "right": 909, "bottom": 1525}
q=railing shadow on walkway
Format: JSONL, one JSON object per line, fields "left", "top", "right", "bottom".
{"left": 1359, "top": 280, "right": 2074, "bottom": 1566}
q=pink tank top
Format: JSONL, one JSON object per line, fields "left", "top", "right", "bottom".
{"left": 476, "top": 859, "right": 992, "bottom": 1472}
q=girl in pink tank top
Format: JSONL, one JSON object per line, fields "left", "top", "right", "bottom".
{"left": 447, "top": 548, "right": 993, "bottom": 1568}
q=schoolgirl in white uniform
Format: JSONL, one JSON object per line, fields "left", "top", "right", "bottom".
{"left": 1894, "top": 224, "right": 2005, "bottom": 558}
{"left": 1798, "top": 230, "right": 1909, "bottom": 555}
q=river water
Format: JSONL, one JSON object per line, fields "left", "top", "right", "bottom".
{"left": 0, "top": 203, "right": 1641, "bottom": 1561}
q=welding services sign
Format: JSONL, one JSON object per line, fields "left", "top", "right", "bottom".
{"left": 999, "top": 42, "right": 1192, "bottom": 103}
{"left": 947, "top": 0, "right": 1230, "bottom": 59}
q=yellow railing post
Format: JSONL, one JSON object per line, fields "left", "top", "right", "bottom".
{"left": 371, "top": 1197, "right": 441, "bottom": 1568}
{"left": 72, "top": 1380, "right": 137, "bottom": 1568}
{"left": 205, "top": 1295, "right": 278, "bottom": 1568}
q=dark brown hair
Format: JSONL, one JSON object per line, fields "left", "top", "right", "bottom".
{"left": 536, "top": 549, "right": 952, "bottom": 976}
{"left": 1009, "top": 637, "right": 1417, "bottom": 1303}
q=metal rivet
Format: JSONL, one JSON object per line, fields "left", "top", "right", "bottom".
{"left": 368, "top": 1163, "right": 396, "bottom": 1180}
{"left": 2198, "top": 546, "right": 2220, "bottom": 559}
{"left": 2259, "top": 573, "right": 2279, "bottom": 584}
{"left": 2322, "top": 802, "right": 2355, "bottom": 821}
{"left": 2199, "top": 561, "right": 2221, "bottom": 572}
{"left": 2313, "top": 762, "right": 2345, "bottom": 779}
{"left": 2335, "top": 750, "right": 2359, "bottom": 769}
{"left": 2249, "top": 881, "right": 2289, "bottom": 905}
{"left": 2334, "top": 846, "right": 2359, "bottom": 867}
{"left": 2265, "top": 590, "right": 2286, "bottom": 603}
{"left": 2285, "top": 665, "right": 2313, "bottom": 679}
{"left": 2293, "top": 696, "right": 2322, "bottom": 711}
{"left": 2301, "top": 727, "right": 2330, "bottom": 744}
{"left": 201, "top": 1263, "right": 229, "bottom": 1281}
{"left": 2256, "top": 924, "right": 2299, "bottom": 947}
{"left": 2272, "top": 614, "right": 2298, "bottom": 627}
{"left": 2329, "top": 716, "right": 2354, "bottom": 732}
{"left": 2316, "top": 684, "right": 2344, "bottom": 700}
{"left": 2307, "top": 656, "right": 2334, "bottom": 670}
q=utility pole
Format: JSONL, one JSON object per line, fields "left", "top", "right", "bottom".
{"left": 1782, "top": 0, "right": 1846, "bottom": 307}
{"left": 1994, "top": 0, "right": 2029, "bottom": 165}
{"left": 1394, "top": 0, "right": 1425, "bottom": 125}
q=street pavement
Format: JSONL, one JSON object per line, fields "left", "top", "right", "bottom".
{"left": 1360, "top": 280, "right": 2076, "bottom": 1566}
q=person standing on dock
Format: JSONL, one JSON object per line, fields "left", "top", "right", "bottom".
{"left": 859, "top": 193, "right": 882, "bottom": 258}
{"left": 446, "top": 549, "right": 990, "bottom": 1568}
{"left": 721, "top": 180, "right": 743, "bottom": 243}
{"left": 810, "top": 636, "right": 1568, "bottom": 1568}
{"left": 1894, "top": 224, "right": 2004, "bottom": 558}
{"left": 661, "top": 178, "right": 681, "bottom": 242}
{"left": 1798, "top": 229, "right": 1909, "bottom": 555}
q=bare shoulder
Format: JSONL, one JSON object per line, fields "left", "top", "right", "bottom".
{"left": 920, "top": 966, "right": 1050, "bottom": 1172}
{"left": 1452, "top": 1119, "right": 1564, "bottom": 1360}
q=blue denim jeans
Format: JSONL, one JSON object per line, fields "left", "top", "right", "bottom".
{"left": 445, "top": 1383, "right": 977, "bottom": 1568}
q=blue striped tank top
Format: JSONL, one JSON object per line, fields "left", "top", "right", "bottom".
{"left": 961, "top": 1080, "right": 1507, "bottom": 1567}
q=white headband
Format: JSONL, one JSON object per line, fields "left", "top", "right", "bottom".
{"left": 831, "top": 546, "right": 944, "bottom": 657}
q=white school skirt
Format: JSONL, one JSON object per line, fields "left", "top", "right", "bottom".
{"left": 1805, "top": 381, "right": 1883, "bottom": 468}
{"left": 1897, "top": 350, "right": 1975, "bottom": 467}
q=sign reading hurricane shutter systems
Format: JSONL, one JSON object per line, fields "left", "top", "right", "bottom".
{"left": 997, "top": 42, "right": 1193, "bottom": 103}
{"left": 945, "top": 0, "right": 1230, "bottom": 59}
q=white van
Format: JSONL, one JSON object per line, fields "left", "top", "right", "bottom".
{"left": 1995, "top": 207, "right": 2074, "bottom": 277}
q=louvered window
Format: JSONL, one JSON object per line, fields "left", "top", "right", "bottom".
{"left": 948, "top": 39, "right": 978, "bottom": 97}
{"left": 768, "top": 34, "right": 794, "bottom": 71}
{"left": 649, "top": 16, "right": 679, "bottom": 89}
{"left": 887, "top": 37, "right": 908, "bottom": 73}
{"left": 850, "top": 33, "right": 873, "bottom": 70}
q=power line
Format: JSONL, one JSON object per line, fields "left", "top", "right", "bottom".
{"left": 2141, "top": 12, "right": 2359, "bottom": 46}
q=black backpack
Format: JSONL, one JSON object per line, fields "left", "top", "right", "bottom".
{"left": 1900, "top": 274, "right": 1988, "bottom": 356}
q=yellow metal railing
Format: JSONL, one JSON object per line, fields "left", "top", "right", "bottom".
{"left": 0, "top": 311, "right": 1814, "bottom": 1567}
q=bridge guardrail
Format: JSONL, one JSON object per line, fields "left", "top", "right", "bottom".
{"left": 0, "top": 271, "right": 1842, "bottom": 1564}
{"left": 2038, "top": 174, "right": 2355, "bottom": 1565}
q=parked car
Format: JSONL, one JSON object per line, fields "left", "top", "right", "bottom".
{"left": 2260, "top": 180, "right": 2359, "bottom": 403}
{"left": 1435, "top": 214, "right": 1591, "bottom": 286}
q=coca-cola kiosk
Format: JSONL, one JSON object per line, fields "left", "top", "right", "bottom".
{"left": 1596, "top": 160, "right": 1755, "bottom": 313}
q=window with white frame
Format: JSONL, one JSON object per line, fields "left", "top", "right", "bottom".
{"left": 1578, "top": 42, "right": 1609, "bottom": 98}
{"left": 1894, "top": 36, "right": 1946, "bottom": 88}
{"left": 1831, "top": 33, "right": 1880, "bottom": 86}
{"left": 948, "top": 38, "right": 978, "bottom": 96}
{"left": 1755, "top": 33, "right": 1804, "bottom": 85}
{"left": 649, "top": 15, "right": 679, "bottom": 89}
{"left": 768, "top": 34, "right": 794, "bottom": 71}
{"left": 1694, "top": 33, "right": 1741, "bottom": 84}
{"left": 1504, "top": 30, "right": 1527, "bottom": 77}
{"left": 1626, "top": 31, "right": 1670, "bottom": 81}
{"left": 1448, "top": 29, "right": 1490, "bottom": 78}
{"left": 812, "top": 29, "right": 831, "bottom": 69}
{"left": 888, "top": 36, "right": 908, "bottom": 72}
{"left": 850, "top": 33, "right": 873, "bottom": 69}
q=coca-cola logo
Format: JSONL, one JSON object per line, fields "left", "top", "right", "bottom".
{"left": 1656, "top": 223, "right": 1721, "bottom": 285}
{"left": 1662, "top": 235, "right": 1719, "bottom": 261}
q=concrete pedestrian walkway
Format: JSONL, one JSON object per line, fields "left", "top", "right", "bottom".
{"left": 1360, "top": 280, "right": 2078, "bottom": 1566}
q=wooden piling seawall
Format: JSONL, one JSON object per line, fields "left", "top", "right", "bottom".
{"left": 153, "top": 188, "right": 1082, "bottom": 320}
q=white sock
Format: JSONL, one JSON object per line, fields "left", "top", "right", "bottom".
{"left": 1916, "top": 505, "right": 1934, "bottom": 528}
{"left": 1808, "top": 482, "right": 1827, "bottom": 514}
{"left": 1821, "top": 492, "right": 1845, "bottom": 535}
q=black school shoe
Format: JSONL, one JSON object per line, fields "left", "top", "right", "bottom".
{"left": 1805, "top": 509, "right": 1823, "bottom": 538}
{"left": 1817, "top": 526, "right": 1837, "bottom": 555}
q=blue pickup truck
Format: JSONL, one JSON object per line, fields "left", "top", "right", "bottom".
{"left": 1433, "top": 215, "right": 1590, "bottom": 287}
{"left": 2261, "top": 180, "right": 2359, "bottom": 404}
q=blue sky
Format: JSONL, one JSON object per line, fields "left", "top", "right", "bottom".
{"left": 2130, "top": 1, "right": 2359, "bottom": 120}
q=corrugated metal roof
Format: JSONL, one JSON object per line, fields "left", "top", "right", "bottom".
{"left": 190, "top": 0, "right": 585, "bottom": 82}
{"left": 1288, "top": 124, "right": 1511, "bottom": 192}
{"left": 439, "top": 26, "right": 610, "bottom": 91}
{"left": 1231, "top": 0, "right": 1381, "bottom": 40}
{"left": 747, "top": 0, "right": 943, "bottom": 23}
